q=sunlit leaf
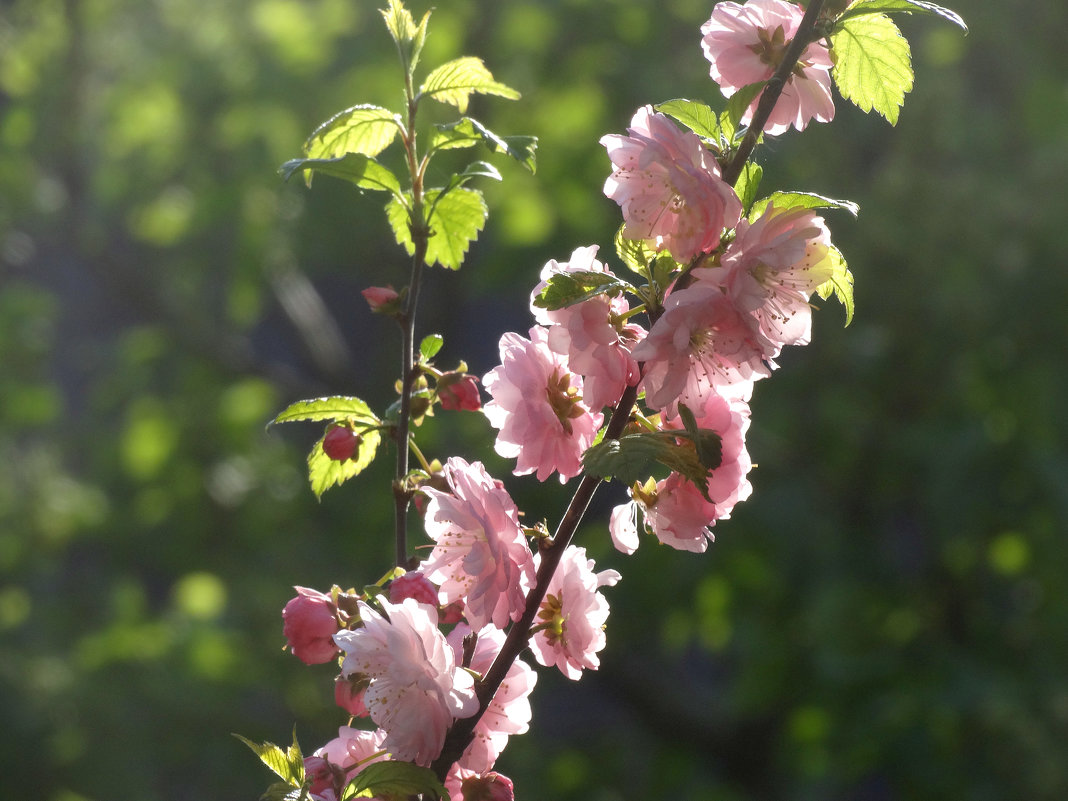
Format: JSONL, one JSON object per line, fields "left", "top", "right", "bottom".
{"left": 233, "top": 730, "right": 304, "bottom": 787}
{"left": 280, "top": 154, "right": 402, "bottom": 195}
{"left": 270, "top": 396, "right": 380, "bottom": 427}
{"left": 419, "top": 334, "right": 444, "bottom": 360}
{"left": 831, "top": 13, "right": 913, "bottom": 125}
{"left": 307, "top": 426, "right": 382, "bottom": 499}
{"left": 380, "top": 0, "right": 432, "bottom": 73}
{"left": 429, "top": 117, "right": 537, "bottom": 173}
{"left": 345, "top": 761, "right": 449, "bottom": 801}
{"left": 654, "top": 98, "right": 721, "bottom": 141}
{"left": 386, "top": 187, "right": 489, "bottom": 270}
{"left": 815, "top": 245, "right": 855, "bottom": 326}
{"left": 582, "top": 430, "right": 722, "bottom": 499}
{"left": 532, "top": 270, "right": 630, "bottom": 311}
{"left": 419, "top": 57, "right": 520, "bottom": 113}
{"left": 725, "top": 81, "right": 767, "bottom": 131}
{"left": 303, "top": 105, "right": 401, "bottom": 161}
{"left": 839, "top": 0, "right": 967, "bottom": 32}
{"left": 614, "top": 224, "right": 658, "bottom": 275}
{"left": 734, "top": 161, "right": 763, "bottom": 212}
{"left": 749, "top": 191, "right": 860, "bottom": 220}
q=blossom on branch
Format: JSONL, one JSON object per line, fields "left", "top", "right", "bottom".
{"left": 530, "top": 546, "right": 621, "bottom": 680}
{"left": 531, "top": 245, "right": 644, "bottom": 412}
{"left": 483, "top": 327, "right": 603, "bottom": 482}
{"left": 700, "top": 0, "right": 835, "bottom": 135}
{"left": 600, "top": 106, "right": 742, "bottom": 262}
{"left": 282, "top": 586, "right": 340, "bottom": 665}
{"left": 419, "top": 457, "right": 535, "bottom": 630}
{"left": 333, "top": 598, "right": 477, "bottom": 766}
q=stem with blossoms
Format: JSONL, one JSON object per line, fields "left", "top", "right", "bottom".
{"left": 249, "top": 1, "right": 967, "bottom": 799}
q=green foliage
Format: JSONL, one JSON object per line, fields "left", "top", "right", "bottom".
{"left": 582, "top": 428, "right": 722, "bottom": 499}
{"left": 279, "top": 154, "right": 402, "bottom": 195}
{"left": 307, "top": 426, "right": 383, "bottom": 499}
{"left": 532, "top": 271, "right": 631, "bottom": 311}
{"left": 419, "top": 334, "right": 444, "bottom": 361}
{"left": 386, "top": 187, "right": 489, "bottom": 270}
{"left": 429, "top": 117, "right": 538, "bottom": 174}
{"left": 233, "top": 730, "right": 305, "bottom": 787}
{"left": 815, "top": 245, "right": 855, "bottom": 326}
{"left": 614, "top": 225, "right": 660, "bottom": 276}
{"left": 839, "top": 0, "right": 968, "bottom": 33}
{"left": 749, "top": 191, "right": 860, "bottom": 220}
{"left": 343, "top": 761, "right": 449, "bottom": 801}
{"left": 381, "top": 0, "right": 432, "bottom": 76}
{"left": 734, "top": 161, "right": 763, "bottom": 213}
{"left": 419, "top": 56, "right": 520, "bottom": 113}
{"left": 831, "top": 13, "right": 914, "bottom": 125}
{"left": 301, "top": 105, "right": 402, "bottom": 161}
{"left": 270, "top": 397, "right": 381, "bottom": 427}
{"left": 654, "top": 98, "right": 721, "bottom": 142}
{"left": 724, "top": 81, "right": 767, "bottom": 132}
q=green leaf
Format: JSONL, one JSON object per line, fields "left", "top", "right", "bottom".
{"left": 725, "top": 81, "right": 767, "bottom": 131}
{"left": 233, "top": 731, "right": 305, "bottom": 787}
{"left": 749, "top": 191, "right": 860, "bottom": 220}
{"left": 386, "top": 187, "right": 489, "bottom": 270}
{"left": 582, "top": 430, "right": 722, "bottom": 498}
{"left": 280, "top": 154, "right": 402, "bottom": 195}
{"left": 270, "top": 396, "right": 380, "bottom": 427}
{"left": 831, "top": 13, "right": 913, "bottom": 125}
{"left": 419, "top": 334, "right": 444, "bottom": 361}
{"left": 419, "top": 57, "right": 520, "bottom": 113}
{"left": 734, "top": 161, "right": 763, "bottom": 213}
{"left": 654, "top": 99, "right": 721, "bottom": 141}
{"left": 614, "top": 224, "right": 658, "bottom": 275}
{"left": 532, "top": 270, "right": 630, "bottom": 311}
{"left": 345, "top": 761, "right": 449, "bottom": 801}
{"left": 302, "top": 105, "right": 401, "bottom": 161}
{"left": 839, "top": 0, "right": 967, "bottom": 33}
{"left": 675, "top": 403, "right": 723, "bottom": 474}
{"left": 815, "top": 245, "right": 855, "bottom": 326}
{"left": 380, "top": 0, "right": 432, "bottom": 73}
{"left": 307, "top": 426, "right": 382, "bottom": 499}
{"left": 430, "top": 117, "right": 537, "bottom": 173}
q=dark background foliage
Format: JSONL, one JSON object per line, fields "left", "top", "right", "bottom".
{"left": 1, "top": 1, "right": 1066, "bottom": 799}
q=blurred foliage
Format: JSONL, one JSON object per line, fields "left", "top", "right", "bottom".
{"left": 1, "top": 0, "right": 1067, "bottom": 800}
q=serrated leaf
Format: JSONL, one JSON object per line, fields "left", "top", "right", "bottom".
{"left": 233, "top": 732, "right": 305, "bottom": 786}
{"left": 734, "top": 161, "right": 762, "bottom": 212}
{"left": 380, "top": 0, "right": 432, "bottom": 73}
{"left": 725, "top": 81, "right": 768, "bottom": 131}
{"left": 654, "top": 99, "right": 721, "bottom": 141}
{"left": 749, "top": 191, "right": 859, "bottom": 220}
{"left": 270, "top": 396, "right": 380, "bottom": 427}
{"left": 261, "top": 782, "right": 310, "bottom": 801}
{"left": 840, "top": 0, "right": 967, "bottom": 32}
{"left": 614, "top": 224, "right": 658, "bottom": 275}
{"left": 387, "top": 187, "right": 488, "bottom": 270}
{"left": 419, "top": 56, "right": 520, "bottom": 113}
{"left": 430, "top": 117, "right": 537, "bottom": 173}
{"left": 831, "top": 13, "right": 913, "bottom": 125}
{"left": 280, "top": 154, "right": 402, "bottom": 195}
{"left": 582, "top": 430, "right": 721, "bottom": 498}
{"left": 815, "top": 245, "right": 855, "bottom": 326}
{"left": 308, "top": 426, "right": 382, "bottom": 499}
{"left": 346, "top": 761, "right": 449, "bottom": 801}
{"left": 419, "top": 334, "right": 444, "bottom": 360}
{"left": 303, "top": 105, "right": 401, "bottom": 161}
{"left": 532, "top": 271, "right": 630, "bottom": 311}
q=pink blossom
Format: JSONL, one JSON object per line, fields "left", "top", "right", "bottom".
{"left": 282, "top": 586, "right": 339, "bottom": 665}
{"left": 361, "top": 284, "right": 401, "bottom": 313}
{"left": 609, "top": 391, "right": 753, "bottom": 553}
{"left": 696, "top": 203, "right": 835, "bottom": 355}
{"left": 529, "top": 546, "right": 621, "bottom": 680}
{"left": 483, "top": 327, "right": 604, "bottom": 482}
{"left": 700, "top": 0, "right": 835, "bottom": 135}
{"left": 418, "top": 457, "right": 535, "bottom": 630}
{"left": 333, "top": 598, "right": 477, "bottom": 766}
{"left": 600, "top": 106, "right": 742, "bottom": 262}
{"left": 314, "top": 725, "right": 387, "bottom": 772}
{"left": 333, "top": 674, "right": 370, "bottom": 717}
{"left": 388, "top": 570, "right": 440, "bottom": 609}
{"left": 631, "top": 282, "right": 770, "bottom": 412}
{"left": 445, "top": 767, "right": 516, "bottom": 801}
{"left": 448, "top": 623, "right": 537, "bottom": 773}
{"left": 531, "top": 246, "right": 644, "bottom": 411}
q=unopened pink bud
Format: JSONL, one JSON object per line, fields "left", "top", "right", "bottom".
{"left": 362, "top": 285, "right": 401, "bottom": 314}
{"left": 388, "top": 571, "right": 440, "bottom": 609}
{"left": 322, "top": 426, "right": 359, "bottom": 461}
{"left": 304, "top": 756, "right": 341, "bottom": 797}
{"left": 438, "top": 373, "right": 482, "bottom": 411}
{"left": 282, "top": 586, "right": 340, "bottom": 665}
{"left": 461, "top": 772, "right": 515, "bottom": 801}
{"left": 334, "top": 674, "right": 370, "bottom": 717}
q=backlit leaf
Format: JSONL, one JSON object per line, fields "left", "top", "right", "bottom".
{"left": 345, "top": 761, "right": 449, "bottom": 801}
{"left": 749, "top": 191, "right": 859, "bottom": 220}
{"left": 654, "top": 99, "right": 721, "bottom": 142}
{"left": 233, "top": 730, "right": 304, "bottom": 787}
{"left": 430, "top": 117, "right": 537, "bottom": 173}
{"left": 270, "top": 396, "right": 379, "bottom": 427}
{"left": 815, "top": 245, "right": 855, "bottom": 326}
{"left": 532, "top": 271, "right": 630, "bottom": 311}
{"left": 419, "top": 57, "right": 520, "bottom": 113}
{"left": 307, "top": 426, "right": 382, "bottom": 499}
{"left": 831, "top": 13, "right": 913, "bottom": 125}
{"left": 839, "top": 0, "right": 967, "bottom": 33}
{"left": 303, "top": 105, "right": 401, "bottom": 161}
{"left": 386, "top": 188, "right": 488, "bottom": 270}
{"left": 280, "top": 154, "right": 401, "bottom": 195}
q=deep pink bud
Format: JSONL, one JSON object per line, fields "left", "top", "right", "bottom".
{"left": 362, "top": 285, "right": 401, "bottom": 314}
{"left": 437, "top": 373, "right": 482, "bottom": 411}
{"left": 334, "top": 674, "right": 370, "bottom": 717}
{"left": 388, "top": 571, "right": 440, "bottom": 609}
{"left": 282, "top": 586, "right": 340, "bottom": 665}
{"left": 304, "top": 756, "right": 342, "bottom": 797}
{"left": 461, "top": 772, "right": 515, "bottom": 801}
{"left": 322, "top": 426, "right": 359, "bottom": 461}
{"left": 439, "top": 600, "right": 465, "bottom": 625}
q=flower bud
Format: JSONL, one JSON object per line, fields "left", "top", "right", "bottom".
{"left": 437, "top": 372, "right": 482, "bottom": 411}
{"left": 333, "top": 673, "right": 370, "bottom": 717}
{"left": 362, "top": 285, "right": 402, "bottom": 315}
{"left": 282, "top": 586, "right": 340, "bottom": 664}
{"left": 388, "top": 570, "right": 440, "bottom": 609}
{"left": 461, "top": 772, "right": 515, "bottom": 801}
{"left": 304, "top": 755, "right": 343, "bottom": 798}
{"left": 322, "top": 426, "right": 359, "bottom": 462}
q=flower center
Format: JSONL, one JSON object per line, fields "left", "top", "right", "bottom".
{"left": 537, "top": 593, "right": 566, "bottom": 645}
{"left": 750, "top": 24, "right": 789, "bottom": 70}
{"left": 545, "top": 369, "right": 585, "bottom": 434}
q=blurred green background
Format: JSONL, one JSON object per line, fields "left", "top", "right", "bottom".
{"left": 2, "top": 0, "right": 1066, "bottom": 799}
